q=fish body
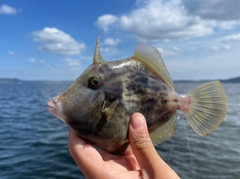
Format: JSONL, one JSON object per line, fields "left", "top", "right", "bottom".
{"left": 48, "top": 35, "right": 228, "bottom": 155}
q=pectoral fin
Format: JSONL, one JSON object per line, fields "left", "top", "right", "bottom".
{"left": 93, "top": 99, "right": 119, "bottom": 135}
{"left": 101, "top": 99, "right": 119, "bottom": 120}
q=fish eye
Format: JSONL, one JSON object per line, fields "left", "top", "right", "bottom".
{"left": 88, "top": 76, "right": 100, "bottom": 89}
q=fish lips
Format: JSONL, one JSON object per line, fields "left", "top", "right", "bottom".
{"left": 48, "top": 96, "right": 66, "bottom": 123}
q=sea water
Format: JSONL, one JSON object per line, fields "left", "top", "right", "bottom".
{"left": 0, "top": 82, "right": 239, "bottom": 179}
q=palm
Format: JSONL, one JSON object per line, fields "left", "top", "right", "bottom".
{"left": 69, "top": 130, "right": 142, "bottom": 179}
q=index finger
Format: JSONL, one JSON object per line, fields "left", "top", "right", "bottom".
{"left": 68, "top": 129, "right": 103, "bottom": 175}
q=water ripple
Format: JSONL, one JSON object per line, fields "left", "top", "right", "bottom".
{"left": 0, "top": 82, "right": 239, "bottom": 179}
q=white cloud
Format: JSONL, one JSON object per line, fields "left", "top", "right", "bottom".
{"left": 29, "top": 58, "right": 36, "bottom": 62}
{"left": 64, "top": 58, "right": 80, "bottom": 67}
{"left": 216, "top": 21, "right": 239, "bottom": 30}
{"left": 100, "top": 47, "right": 117, "bottom": 54}
{"left": 172, "top": 47, "right": 181, "bottom": 52}
{"left": 45, "top": 59, "right": 82, "bottom": 79}
{"left": 211, "top": 46, "right": 219, "bottom": 51}
{"left": 95, "top": 14, "right": 117, "bottom": 32}
{"left": 64, "top": 58, "right": 81, "bottom": 70}
{"left": 28, "top": 58, "right": 47, "bottom": 63}
{"left": 222, "top": 33, "right": 240, "bottom": 42}
{"left": 0, "top": 4, "right": 17, "bottom": 14}
{"left": 224, "top": 44, "right": 230, "bottom": 50}
{"left": 95, "top": 0, "right": 240, "bottom": 41}
{"left": 8, "top": 51, "right": 23, "bottom": 56}
{"left": 103, "top": 38, "right": 121, "bottom": 46}
{"left": 8, "top": 51, "right": 17, "bottom": 56}
{"left": 32, "top": 27, "right": 86, "bottom": 55}
{"left": 157, "top": 47, "right": 178, "bottom": 57}
{"left": 184, "top": 0, "right": 240, "bottom": 21}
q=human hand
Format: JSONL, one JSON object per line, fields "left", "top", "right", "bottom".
{"left": 69, "top": 113, "right": 180, "bottom": 179}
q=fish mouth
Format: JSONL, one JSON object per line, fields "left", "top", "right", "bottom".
{"left": 47, "top": 96, "right": 63, "bottom": 119}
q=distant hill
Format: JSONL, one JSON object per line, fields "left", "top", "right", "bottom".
{"left": 220, "top": 76, "right": 240, "bottom": 83}
{"left": 0, "top": 78, "right": 73, "bottom": 84}
{"left": 174, "top": 77, "right": 240, "bottom": 83}
{"left": 0, "top": 78, "right": 22, "bottom": 84}
{"left": 174, "top": 80, "right": 208, "bottom": 83}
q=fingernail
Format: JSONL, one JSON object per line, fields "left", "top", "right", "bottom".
{"left": 131, "top": 114, "right": 145, "bottom": 131}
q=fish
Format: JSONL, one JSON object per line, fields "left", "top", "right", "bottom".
{"left": 48, "top": 35, "right": 228, "bottom": 155}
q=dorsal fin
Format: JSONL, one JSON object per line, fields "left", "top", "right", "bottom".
{"left": 133, "top": 42, "right": 174, "bottom": 90}
{"left": 93, "top": 34, "right": 105, "bottom": 65}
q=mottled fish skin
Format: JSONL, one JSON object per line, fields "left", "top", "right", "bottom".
{"left": 58, "top": 57, "right": 178, "bottom": 154}
{"left": 48, "top": 36, "right": 227, "bottom": 155}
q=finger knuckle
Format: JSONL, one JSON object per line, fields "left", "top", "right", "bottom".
{"left": 134, "top": 136, "right": 153, "bottom": 151}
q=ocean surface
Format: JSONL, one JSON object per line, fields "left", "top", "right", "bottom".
{"left": 0, "top": 82, "right": 239, "bottom": 179}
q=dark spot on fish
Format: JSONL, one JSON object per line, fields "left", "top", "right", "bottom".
{"left": 98, "top": 67, "right": 104, "bottom": 73}
{"left": 136, "top": 76, "right": 148, "bottom": 85}
{"left": 160, "top": 92, "right": 168, "bottom": 96}
{"left": 105, "top": 80, "right": 123, "bottom": 101}
{"left": 106, "top": 93, "right": 116, "bottom": 101}
{"left": 141, "top": 97, "right": 156, "bottom": 114}
{"left": 145, "top": 98, "right": 155, "bottom": 103}
{"left": 128, "top": 68, "right": 136, "bottom": 74}
{"left": 126, "top": 81, "right": 146, "bottom": 95}
{"left": 106, "top": 71, "right": 126, "bottom": 80}
{"left": 118, "top": 101, "right": 124, "bottom": 108}
{"left": 161, "top": 99, "right": 168, "bottom": 105}
{"left": 149, "top": 80, "right": 157, "bottom": 85}
{"left": 124, "top": 93, "right": 132, "bottom": 97}
{"left": 151, "top": 85, "right": 160, "bottom": 92}
{"left": 128, "top": 74, "right": 137, "bottom": 79}
{"left": 103, "top": 64, "right": 110, "bottom": 70}
{"left": 174, "top": 99, "right": 178, "bottom": 102}
{"left": 162, "top": 85, "right": 167, "bottom": 91}
{"left": 107, "top": 72, "right": 118, "bottom": 79}
{"left": 137, "top": 88, "right": 145, "bottom": 95}
{"left": 126, "top": 82, "right": 134, "bottom": 91}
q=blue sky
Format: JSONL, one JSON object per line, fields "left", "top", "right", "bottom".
{"left": 1, "top": 0, "right": 240, "bottom": 81}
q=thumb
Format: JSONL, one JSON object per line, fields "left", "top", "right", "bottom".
{"left": 128, "top": 113, "right": 161, "bottom": 178}
{"left": 129, "top": 113, "right": 154, "bottom": 152}
{"left": 129, "top": 113, "right": 181, "bottom": 179}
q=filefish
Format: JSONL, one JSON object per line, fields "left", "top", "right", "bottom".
{"left": 48, "top": 35, "right": 228, "bottom": 155}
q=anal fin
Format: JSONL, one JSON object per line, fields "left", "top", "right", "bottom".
{"left": 149, "top": 112, "right": 177, "bottom": 146}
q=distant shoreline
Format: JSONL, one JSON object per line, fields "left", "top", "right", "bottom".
{"left": 0, "top": 77, "right": 240, "bottom": 84}
{"left": 0, "top": 78, "right": 73, "bottom": 84}
{"left": 174, "top": 76, "right": 240, "bottom": 83}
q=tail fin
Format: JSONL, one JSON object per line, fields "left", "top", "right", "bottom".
{"left": 181, "top": 81, "right": 228, "bottom": 137}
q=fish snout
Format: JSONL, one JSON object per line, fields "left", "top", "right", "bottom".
{"left": 47, "top": 96, "right": 64, "bottom": 120}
